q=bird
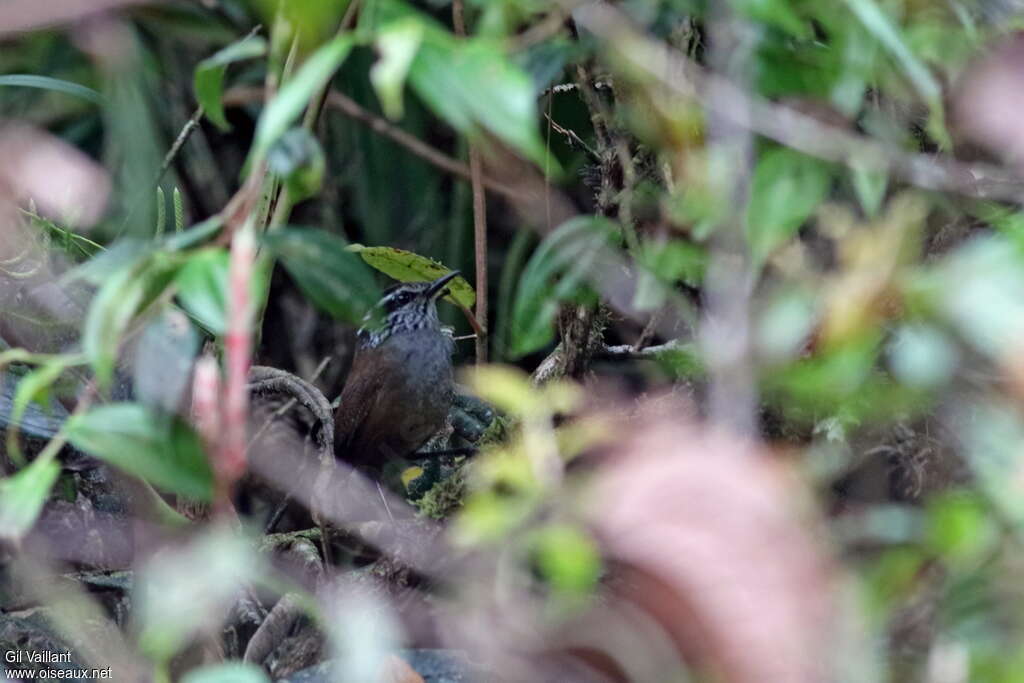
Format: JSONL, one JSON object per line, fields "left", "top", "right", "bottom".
{"left": 333, "top": 271, "right": 460, "bottom": 467}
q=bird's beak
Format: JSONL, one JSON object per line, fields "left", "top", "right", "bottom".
{"left": 425, "top": 270, "right": 460, "bottom": 300}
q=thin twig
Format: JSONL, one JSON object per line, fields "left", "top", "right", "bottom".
{"left": 542, "top": 111, "right": 599, "bottom": 159}
{"left": 511, "top": 8, "right": 569, "bottom": 50}
{"left": 222, "top": 86, "right": 526, "bottom": 202}
{"left": 154, "top": 23, "right": 261, "bottom": 189}
{"left": 155, "top": 106, "right": 203, "bottom": 186}
{"left": 596, "top": 339, "right": 687, "bottom": 360}
{"left": 453, "top": 0, "right": 489, "bottom": 364}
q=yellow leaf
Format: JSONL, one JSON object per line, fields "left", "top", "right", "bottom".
{"left": 347, "top": 244, "right": 475, "bottom": 308}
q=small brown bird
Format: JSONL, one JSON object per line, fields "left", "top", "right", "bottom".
{"left": 333, "top": 271, "right": 460, "bottom": 467}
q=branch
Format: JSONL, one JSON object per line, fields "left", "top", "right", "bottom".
{"left": 453, "top": 0, "right": 490, "bottom": 364}
{"left": 596, "top": 339, "right": 688, "bottom": 360}
{"left": 223, "top": 86, "right": 526, "bottom": 202}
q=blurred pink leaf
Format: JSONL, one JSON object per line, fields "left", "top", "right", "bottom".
{"left": 956, "top": 33, "right": 1024, "bottom": 168}
{"left": 0, "top": 0, "right": 150, "bottom": 38}
{"left": 0, "top": 121, "right": 110, "bottom": 227}
{"left": 589, "top": 417, "right": 833, "bottom": 683}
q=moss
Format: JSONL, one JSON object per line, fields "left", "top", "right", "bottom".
{"left": 415, "top": 466, "right": 466, "bottom": 520}
{"left": 478, "top": 413, "right": 513, "bottom": 447}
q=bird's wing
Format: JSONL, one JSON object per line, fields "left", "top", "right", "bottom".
{"left": 333, "top": 355, "right": 385, "bottom": 462}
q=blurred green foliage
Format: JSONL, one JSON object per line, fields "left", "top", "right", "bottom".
{"left": 4, "top": 0, "right": 1024, "bottom": 679}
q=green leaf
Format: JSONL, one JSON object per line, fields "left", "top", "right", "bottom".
{"left": 0, "top": 458, "right": 60, "bottom": 542}
{"left": 924, "top": 491, "right": 996, "bottom": 566}
{"left": 409, "top": 35, "right": 550, "bottom": 168}
{"left": 745, "top": 147, "right": 831, "bottom": 263}
{"left": 850, "top": 167, "right": 888, "bottom": 218}
{"left": 263, "top": 228, "right": 380, "bottom": 323}
{"left": 194, "top": 34, "right": 268, "bottom": 131}
{"left": 248, "top": 34, "right": 355, "bottom": 169}
{"left": 842, "top": 0, "right": 941, "bottom": 105}
{"left": 163, "top": 215, "right": 225, "bottom": 251}
{"left": 510, "top": 216, "right": 619, "bottom": 357}
{"left": 82, "top": 256, "right": 179, "bottom": 386}
{"left": 371, "top": 19, "right": 423, "bottom": 120}
{"left": 175, "top": 248, "right": 229, "bottom": 335}
{"left": 67, "top": 403, "right": 213, "bottom": 501}
{"left": 531, "top": 524, "right": 602, "bottom": 597}
{"left": 266, "top": 127, "right": 326, "bottom": 202}
{"left": 62, "top": 239, "right": 148, "bottom": 286}
{"left": 347, "top": 244, "right": 474, "bottom": 308}
{"left": 0, "top": 74, "right": 103, "bottom": 105}
{"left": 729, "top": 0, "right": 810, "bottom": 37}
{"left": 10, "top": 357, "right": 79, "bottom": 444}
{"left": 248, "top": 0, "right": 350, "bottom": 55}
{"left": 181, "top": 663, "right": 270, "bottom": 683}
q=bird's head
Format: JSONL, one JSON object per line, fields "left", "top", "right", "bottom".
{"left": 358, "top": 270, "right": 460, "bottom": 347}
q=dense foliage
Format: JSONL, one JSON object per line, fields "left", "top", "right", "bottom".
{"left": 3, "top": 0, "right": 1024, "bottom": 681}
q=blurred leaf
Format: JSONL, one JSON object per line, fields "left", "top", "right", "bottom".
{"left": 864, "top": 547, "right": 926, "bottom": 616}
{"left": 887, "top": 324, "right": 958, "bottom": 389}
{"left": 729, "top": 0, "right": 809, "bottom": 37}
{"left": 365, "top": 0, "right": 549, "bottom": 164}
{"left": 82, "top": 255, "right": 179, "bottom": 387}
{"left": 133, "top": 310, "right": 200, "bottom": 412}
{"left": 266, "top": 127, "right": 326, "bottom": 202}
{"left": 765, "top": 331, "right": 927, "bottom": 420}
{"left": 347, "top": 244, "right": 474, "bottom": 308}
{"left": 464, "top": 365, "right": 535, "bottom": 417}
{"left": 930, "top": 236, "right": 1024, "bottom": 360}
{"left": 510, "top": 216, "right": 619, "bottom": 357}
{"left": 746, "top": 147, "right": 831, "bottom": 262}
{"left": 8, "top": 356, "right": 80, "bottom": 459}
{"left": 163, "top": 215, "right": 225, "bottom": 251}
{"left": 175, "top": 248, "right": 229, "bottom": 335}
{"left": 591, "top": 419, "right": 832, "bottom": 683}
{"left": 322, "top": 585, "right": 402, "bottom": 683}
{"left": 136, "top": 529, "right": 260, "bottom": 661}
{"left": 959, "top": 401, "right": 1024, "bottom": 526}
{"left": 182, "top": 663, "right": 270, "bottom": 683}
{"left": 841, "top": 0, "right": 941, "bottom": 105}
{"left": 0, "top": 74, "right": 103, "bottom": 105}
{"left": 10, "top": 357, "right": 78, "bottom": 427}
{"left": 263, "top": 228, "right": 379, "bottom": 323}
{"left": 62, "top": 239, "right": 147, "bottom": 286}
{"left": 67, "top": 403, "right": 213, "bottom": 501}
{"left": 249, "top": 34, "right": 355, "bottom": 169}
{"left": 756, "top": 288, "right": 816, "bottom": 362}
{"left": 850, "top": 167, "right": 888, "bottom": 218}
{"left": 531, "top": 524, "right": 602, "bottom": 597}
{"left": 411, "top": 37, "right": 551, "bottom": 168}
{"left": 0, "top": 457, "right": 60, "bottom": 542}
{"left": 925, "top": 491, "right": 997, "bottom": 567}
{"left": 194, "top": 34, "right": 267, "bottom": 131}
{"left": 455, "top": 444, "right": 539, "bottom": 545}
{"left": 249, "top": 0, "right": 349, "bottom": 55}
{"left": 371, "top": 19, "right": 423, "bottom": 120}
{"left": 637, "top": 238, "right": 706, "bottom": 288}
